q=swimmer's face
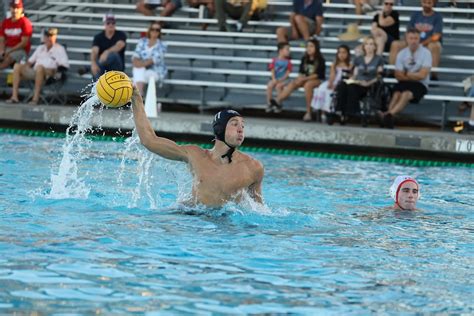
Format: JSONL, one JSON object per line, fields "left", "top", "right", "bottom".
{"left": 397, "top": 182, "right": 419, "bottom": 210}
{"left": 225, "top": 116, "right": 245, "bottom": 147}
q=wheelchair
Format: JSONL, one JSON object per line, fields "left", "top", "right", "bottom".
{"left": 359, "top": 77, "right": 391, "bottom": 127}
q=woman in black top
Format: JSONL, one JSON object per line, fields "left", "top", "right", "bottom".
{"left": 271, "top": 38, "right": 325, "bottom": 121}
{"left": 371, "top": 0, "right": 399, "bottom": 55}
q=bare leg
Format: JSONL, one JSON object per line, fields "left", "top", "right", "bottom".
{"left": 136, "top": 0, "right": 156, "bottom": 16}
{"left": 294, "top": 14, "right": 310, "bottom": 41}
{"left": 276, "top": 80, "right": 301, "bottom": 103}
{"left": 0, "top": 56, "right": 14, "bottom": 70}
{"left": 388, "top": 91, "right": 413, "bottom": 115}
{"left": 372, "top": 29, "right": 387, "bottom": 55}
{"left": 10, "top": 63, "right": 23, "bottom": 101}
{"left": 427, "top": 42, "right": 441, "bottom": 68}
{"left": 266, "top": 80, "right": 277, "bottom": 104}
{"left": 387, "top": 91, "right": 401, "bottom": 113}
{"left": 276, "top": 27, "right": 288, "bottom": 43}
{"left": 31, "top": 65, "right": 48, "bottom": 103}
{"left": 389, "top": 40, "right": 406, "bottom": 65}
{"left": 161, "top": 0, "right": 177, "bottom": 17}
{"left": 304, "top": 79, "right": 321, "bottom": 118}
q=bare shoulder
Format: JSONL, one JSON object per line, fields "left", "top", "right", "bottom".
{"left": 181, "top": 144, "right": 208, "bottom": 157}
{"left": 238, "top": 152, "right": 264, "bottom": 173}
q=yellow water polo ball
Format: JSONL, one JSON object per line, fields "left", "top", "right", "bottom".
{"left": 96, "top": 71, "right": 133, "bottom": 108}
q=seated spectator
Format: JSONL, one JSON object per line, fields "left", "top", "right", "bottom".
{"left": 0, "top": 0, "right": 32, "bottom": 70}
{"left": 389, "top": 175, "right": 420, "bottom": 211}
{"left": 335, "top": 36, "right": 383, "bottom": 124}
{"left": 187, "top": 0, "right": 215, "bottom": 30}
{"left": 270, "top": 38, "right": 325, "bottom": 121}
{"left": 371, "top": 0, "right": 399, "bottom": 55}
{"left": 276, "top": 0, "right": 323, "bottom": 43}
{"left": 88, "top": 13, "right": 127, "bottom": 81}
{"left": 389, "top": 0, "right": 442, "bottom": 78}
{"left": 351, "top": 0, "right": 381, "bottom": 16}
{"left": 136, "top": 0, "right": 182, "bottom": 19}
{"left": 266, "top": 42, "right": 292, "bottom": 113}
{"left": 215, "top": 0, "right": 253, "bottom": 32}
{"left": 311, "top": 44, "right": 352, "bottom": 123}
{"left": 132, "top": 22, "right": 168, "bottom": 96}
{"left": 379, "top": 28, "right": 431, "bottom": 129}
{"left": 453, "top": 75, "right": 474, "bottom": 133}
{"left": 7, "top": 28, "right": 69, "bottom": 105}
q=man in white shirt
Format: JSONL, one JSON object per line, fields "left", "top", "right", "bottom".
{"left": 7, "top": 27, "right": 69, "bottom": 105}
{"left": 379, "top": 28, "right": 431, "bottom": 128}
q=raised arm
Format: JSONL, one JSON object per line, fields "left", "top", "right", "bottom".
{"left": 248, "top": 160, "right": 264, "bottom": 204}
{"left": 131, "top": 87, "right": 189, "bottom": 162}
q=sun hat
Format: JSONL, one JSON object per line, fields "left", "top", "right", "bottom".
{"left": 338, "top": 23, "right": 363, "bottom": 42}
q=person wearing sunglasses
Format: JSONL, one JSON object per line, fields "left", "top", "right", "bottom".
{"left": 7, "top": 28, "right": 69, "bottom": 105}
{"left": 132, "top": 21, "right": 168, "bottom": 96}
{"left": 371, "top": 0, "right": 399, "bottom": 56}
{"left": 87, "top": 13, "right": 127, "bottom": 81}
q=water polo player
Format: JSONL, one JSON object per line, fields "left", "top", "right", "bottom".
{"left": 130, "top": 87, "right": 264, "bottom": 207}
{"left": 390, "top": 175, "right": 420, "bottom": 211}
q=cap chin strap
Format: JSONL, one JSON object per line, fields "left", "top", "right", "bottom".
{"left": 395, "top": 202, "right": 407, "bottom": 211}
{"left": 221, "top": 141, "right": 236, "bottom": 163}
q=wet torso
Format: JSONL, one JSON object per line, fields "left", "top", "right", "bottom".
{"left": 185, "top": 146, "right": 259, "bottom": 207}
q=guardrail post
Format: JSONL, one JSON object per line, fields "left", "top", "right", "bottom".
{"left": 199, "top": 86, "right": 207, "bottom": 112}
{"left": 441, "top": 100, "right": 449, "bottom": 130}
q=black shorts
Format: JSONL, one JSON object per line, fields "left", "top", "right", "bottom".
{"left": 392, "top": 81, "right": 427, "bottom": 104}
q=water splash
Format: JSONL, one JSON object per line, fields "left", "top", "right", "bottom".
{"left": 48, "top": 89, "right": 99, "bottom": 199}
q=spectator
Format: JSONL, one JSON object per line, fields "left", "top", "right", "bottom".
{"left": 215, "top": 0, "right": 253, "bottom": 32}
{"left": 270, "top": 38, "right": 325, "bottom": 121}
{"left": 389, "top": 176, "right": 420, "bottom": 211}
{"left": 0, "top": 0, "right": 32, "bottom": 70}
{"left": 311, "top": 44, "right": 351, "bottom": 123}
{"left": 89, "top": 13, "right": 127, "bottom": 81}
{"left": 335, "top": 36, "right": 383, "bottom": 124}
{"left": 453, "top": 75, "right": 474, "bottom": 133}
{"left": 136, "top": 0, "right": 182, "bottom": 19}
{"left": 371, "top": 0, "right": 399, "bottom": 55}
{"left": 379, "top": 28, "right": 431, "bottom": 129}
{"left": 132, "top": 22, "right": 168, "bottom": 96}
{"left": 187, "top": 0, "right": 215, "bottom": 30}
{"left": 351, "top": 0, "right": 381, "bottom": 16}
{"left": 266, "top": 42, "right": 292, "bottom": 113}
{"left": 389, "top": 0, "right": 442, "bottom": 78}
{"left": 7, "top": 28, "right": 69, "bottom": 105}
{"left": 276, "top": 0, "right": 323, "bottom": 43}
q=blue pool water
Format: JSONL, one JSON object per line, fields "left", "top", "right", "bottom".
{"left": 0, "top": 133, "right": 473, "bottom": 314}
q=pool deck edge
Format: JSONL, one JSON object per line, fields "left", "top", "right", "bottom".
{"left": 0, "top": 103, "right": 473, "bottom": 160}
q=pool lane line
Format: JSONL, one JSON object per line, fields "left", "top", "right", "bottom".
{"left": 0, "top": 127, "right": 472, "bottom": 168}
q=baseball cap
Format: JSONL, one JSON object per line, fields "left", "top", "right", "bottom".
{"left": 10, "top": 0, "right": 23, "bottom": 8}
{"left": 44, "top": 28, "right": 58, "bottom": 37}
{"left": 103, "top": 13, "right": 116, "bottom": 23}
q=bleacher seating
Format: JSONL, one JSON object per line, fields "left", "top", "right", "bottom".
{"left": 3, "top": 0, "right": 473, "bottom": 128}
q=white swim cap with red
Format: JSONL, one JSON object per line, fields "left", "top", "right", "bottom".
{"left": 389, "top": 175, "right": 420, "bottom": 202}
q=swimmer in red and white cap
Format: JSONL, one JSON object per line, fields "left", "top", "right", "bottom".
{"left": 389, "top": 175, "right": 420, "bottom": 211}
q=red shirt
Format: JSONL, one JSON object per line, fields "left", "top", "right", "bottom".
{"left": 0, "top": 16, "right": 33, "bottom": 54}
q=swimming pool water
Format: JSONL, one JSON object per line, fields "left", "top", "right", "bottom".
{"left": 0, "top": 133, "right": 473, "bottom": 314}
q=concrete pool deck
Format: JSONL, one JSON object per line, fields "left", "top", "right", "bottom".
{"left": 0, "top": 102, "right": 473, "bottom": 162}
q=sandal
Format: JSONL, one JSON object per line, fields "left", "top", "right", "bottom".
{"left": 28, "top": 100, "right": 39, "bottom": 105}
{"left": 5, "top": 98, "right": 19, "bottom": 104}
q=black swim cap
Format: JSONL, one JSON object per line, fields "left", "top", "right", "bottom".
{"left": 212, "top": 109, "right": 242, "bottom": 163}
{"left": 212, "top": 109, "right": 241, "bottom": 143}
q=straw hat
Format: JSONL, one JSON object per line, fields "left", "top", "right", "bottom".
{"left": 338, "top": 24, "right": 363, "bottom": 42}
